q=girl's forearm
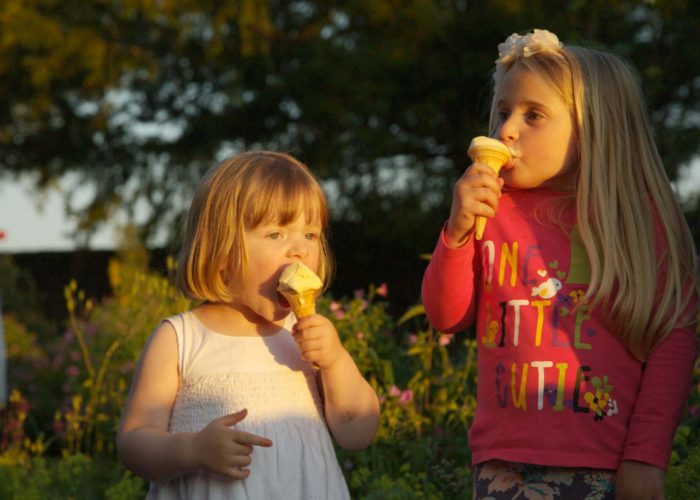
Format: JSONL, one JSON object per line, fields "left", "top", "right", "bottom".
{"left": 320, "top": 350, "right": 380, "bottom": 450}
{"left": 116, "top": 427, "right": 199, "bottom": 484}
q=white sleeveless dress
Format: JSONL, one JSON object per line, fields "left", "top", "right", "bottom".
{"left": 146, "top": 311, "right": 351, "bottom": 499}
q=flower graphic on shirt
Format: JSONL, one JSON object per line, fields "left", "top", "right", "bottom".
{"left": 584, "top": 376, "right": 617, "bottom": 421}
{"left": 568, "top": 289, "right": 586, "bottom": 304}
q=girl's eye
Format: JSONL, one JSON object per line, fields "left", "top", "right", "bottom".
{"left": 267, "top": 232, "right": 283, "bottom": 240}
{"left": 305, "top": 233, "right": 319, "bottom": 241}
{"left": 525, "top": 110, "right": 544, "bottom": 121}
{"left": 496, "top": 110, "right": 509, "bottom": 122}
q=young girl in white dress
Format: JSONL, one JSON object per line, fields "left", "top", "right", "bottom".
{"left": 117, "top": 151, "right": 380, "bottom": 499}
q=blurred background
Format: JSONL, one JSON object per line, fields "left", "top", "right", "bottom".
{"left": 1, "top": 0, "right": 699, "bottom": 320}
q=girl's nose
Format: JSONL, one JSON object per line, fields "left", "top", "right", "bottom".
{"left": 287, "top": 237, "right": 310, "bottom": 260}
{"left": 497, "top": 116, "right": 518, "bottom": 142}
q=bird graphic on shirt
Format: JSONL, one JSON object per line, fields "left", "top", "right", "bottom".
{"left": 531, "top": 278, "right": 563, "bottom": 299}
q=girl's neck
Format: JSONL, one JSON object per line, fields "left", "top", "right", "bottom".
{"left": 192, "top": 302, "right": 285, "bottom": 337}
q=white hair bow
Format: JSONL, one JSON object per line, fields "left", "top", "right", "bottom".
{"left": 496, "top": 29, "right": 563, "bottom": 65}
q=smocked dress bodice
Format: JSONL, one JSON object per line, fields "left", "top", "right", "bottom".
{"left": 147, "top": 311, "right": 350, "bottom": 499}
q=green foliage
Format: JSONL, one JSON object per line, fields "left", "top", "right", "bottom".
{"left": 667, "top": 443, "right": 700, "bottom": 500}
{"left": 56, "top": 248, "right": 190, "bottom": 456}
{"left": 0, "top": 453, "right": 147, "bottom": 500}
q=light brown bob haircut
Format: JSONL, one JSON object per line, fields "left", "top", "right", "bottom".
{"left": 176, "top": 150, "right": 333, "bottom": 303}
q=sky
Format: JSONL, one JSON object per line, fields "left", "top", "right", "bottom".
{"left": 2, "top": 160, "right": 700, "bottom": 253}
{"left": 0, "top": 175, "right": 119, "bottom": 253}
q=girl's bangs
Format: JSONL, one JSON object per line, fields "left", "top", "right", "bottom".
{"left": 244, "top": 176, "right": 326, "bottom": 229}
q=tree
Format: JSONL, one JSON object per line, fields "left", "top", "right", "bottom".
{"left": 1, "top": 1, "right": 699, "bottom": 308}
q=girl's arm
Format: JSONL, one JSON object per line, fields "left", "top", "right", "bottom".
{"left": 421, "top": 226, "right": 479, "bottom": 332}
{"left": 116, "top": 322, "right": 272, "bottom": 483}
{"left": 292, "top": 316, "right": 380, "bottom": 450}
{"left": 421, "top": 160, "right": 501, "bottom": 332}
{"left": 619, "top": 322, "right": 697, "bottom": 468}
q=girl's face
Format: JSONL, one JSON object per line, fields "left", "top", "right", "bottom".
{"left": 237, "top": 212, "right": 322, "bottom": 323}
{"left": 494, "top": 64, "right": 578, "bottom": 191}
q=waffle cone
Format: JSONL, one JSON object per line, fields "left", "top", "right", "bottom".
{"left": 282, "top": 290, "right": 317, "bottom": 318}
{"left": 468, "top": 141, "right": 511, "bottom": 240}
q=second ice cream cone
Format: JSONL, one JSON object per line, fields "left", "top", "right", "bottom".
{"left": 467, "top": 136, "right": 512, "bottom": 240}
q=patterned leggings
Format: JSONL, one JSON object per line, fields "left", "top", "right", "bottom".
{"left": 472, "top": 460, "right": 616, "bottom": 499}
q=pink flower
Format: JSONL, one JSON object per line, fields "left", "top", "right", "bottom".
{"left": 334, "top": 309, "right": 346, "bottom": 320}
{"left": 354, "top": 289, "right": 365, "bottom": 299}
{"left": 408, "top": 334, "right": 417, "bottom": 345}
{"left": 356, "top": 331, "right": 364, "bottom": 340}
{"left": 439, "top": 334, "right": 453, "bottom": 346}
{"left": 330, "top": 301, "right": 341, "bottom": 312}
{"left": 53, "top": 420, "right": 66, "bottom": 436}
{"left": 389, "top": 385, "right": 401, "bottom": 397}
{"left": 358, "top": 299, "right": 368, "bottom": 312}
{"left": 51, "top": 355, "right": 65, "bottom": 370}
{"left": 398, "top": 389, "right": 413, "bottom": 405}
{"left": 376, "top": 283, "right": 388, "bottom": 298}
{"left": 65, "top": 365, "right": 80, "bottom": 378}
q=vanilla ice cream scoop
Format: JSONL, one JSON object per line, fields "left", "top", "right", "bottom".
{"left": 277, "top": 262, "right": 323, "bottom": 317}
{"left": 467, "top": 136, "right": 512, "bottom": 240}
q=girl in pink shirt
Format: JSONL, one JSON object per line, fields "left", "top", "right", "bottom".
{"left": 422, "top": 30, "right": 698, "bottom": 499}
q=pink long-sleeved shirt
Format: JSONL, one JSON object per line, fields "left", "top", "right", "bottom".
{"left": 422, "top": 189, "right": 698, "bottom": 470}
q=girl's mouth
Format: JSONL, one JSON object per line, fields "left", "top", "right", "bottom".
{"left": 277, "top": 292, "right": 291, "bottom": 308}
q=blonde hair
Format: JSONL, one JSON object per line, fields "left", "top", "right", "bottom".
{"left": 489, "top": 33, "right": 698, "bottom": 360}
{"left": 176, "top": 151, "right": 333, "bottom": 303}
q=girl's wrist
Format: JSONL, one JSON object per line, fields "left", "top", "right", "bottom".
{"left": 317, "top": 347, "right": 351, "bottom": 373}
{"left": 443, "top": 222, "right": 472, "bottom": 248}
{"left": 182, "top": 431, "right": 202, "bottom": 473}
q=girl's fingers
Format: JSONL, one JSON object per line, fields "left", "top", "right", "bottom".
{"left": 215, "top": 409, "right": 248, "bottom": 427}
{"left": 233, "top": 430, "right": 273, "bottom": 448}
{"left": 221, "top": 466, "right": 251, "bottom": 480}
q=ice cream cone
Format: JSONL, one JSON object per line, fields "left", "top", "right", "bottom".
{"left": 277, "top": 262, "right": 323, "bottom": 318}
{"left": 281, "top": 290, "right": 317, "bottom": 318}
{"left": 467, "top": 136, "right": 512, "bottom": 240}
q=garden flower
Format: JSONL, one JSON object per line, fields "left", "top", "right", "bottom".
{"left": 376, "top": 283, "right": 388, "bottom": 298}
{"left": 389, "top": 385, "right": 401, "bottom": 397}
{"left": 439, "top": 334, "right": 453, "bottom": 346}
{"left": 398, "top": 389, "right": 413, "bottom": 405}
